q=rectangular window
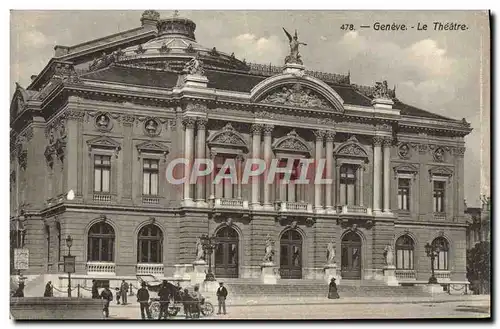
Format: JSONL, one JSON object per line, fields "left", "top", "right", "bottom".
{"left": 433, "top": 181, "right": 445, "bottom": 213}
{"left": 397, "top": 178, "right": 411, "bottom": 211}
{"left": 143, "top": 159, "right": 159, "bottom": 196}
{"left": 94, "top": 155, "right": 111, "bottom": 192}
{"left": 215, "top": 156, "right": 235, "bottom": 198}
{"left": 340, "top": 165, "right": 357, "bottom": 205}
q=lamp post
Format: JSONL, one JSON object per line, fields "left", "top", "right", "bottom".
{"left": 64, "top": 235, "right": 75, "bottom": 297}
{"left": 424, "top": 242, "right": 439, "bottom": 284}
{"left": 200, "top": 234, "right": 218, "bottom": 281}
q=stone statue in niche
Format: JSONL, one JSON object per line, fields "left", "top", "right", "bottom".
{"left": 383, "top": 245, "right": 394, "bottom": 267}
{"left": 145, "top": 119, "right": 158, "bottom": 135}
{"left": 326, "top": 240, "right": 335, "bottom": 264}
{"left": 195, "top": 238, "right": 205, "bottom": 262}
{"left": 263, "top": 235, "right": 275, "bottom": 263}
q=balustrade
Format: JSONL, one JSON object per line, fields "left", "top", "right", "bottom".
{"left": 435, "top": 270, "right": 451, "bottom": 281}
{"left": 395, "top": 269, "right": 416, "bottom": 281}
{"left": 143, "top": 196, "right": 160, "bottom": 204}
{"left": 86, "top": 262, "right": 116, "bottom": 274}
{"left": 136, "top": 263, "right": 164, "bottom": 276}
{"left": 93, "top": 194, "right": 111, "bottom": 202}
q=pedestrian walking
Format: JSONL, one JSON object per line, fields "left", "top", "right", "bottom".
{"left": 182, "top": 288, "right": 192, "bottom": 319}
{"left": 157, "top": 280, "right": 171, "bottom": 320}
{"left": 190, "top": 285, "right": 203, "bottom": 319}
{"left": 44, "top": 281, "right": 54, "bottom": 297}
{"left": 115, "top": 287, "right": 121, "bottom": 304}
{"left": 91, "top": 279, "right": 99, "bottom": 299}
{"left": 216, "top": 282, "right": 228, "bottom": 315}
{"left": 327, "top": 278, "right": 340, "bottom": 299}
{"left": 100, "top": 286, "right": 114, "bottom": 318}
{"left": 136, "top": 282, "right": 151, "bottom": 320}
{"left": 120, "top": 280, "right": 129, "bottom": 305}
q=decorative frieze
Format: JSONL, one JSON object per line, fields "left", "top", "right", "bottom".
{"left": 121, "top": 115, "right": 135, "bottom": 127}
{"left": 432, "top": 147, "right": 445, "bottom": 162}
{"left": 418, "top": 143, "right": 428, "bottom": 154}
{"left": 453, "top": 146, "right": 466, "bottom": 157}
{"left": 397, "top": 143, "right": 411, "bottom": 159}
{"left": 184, "top": 102, "right": 208, "bottom": 113}
{"left": 260, "top": 83, "right": 335, "bottom": 111}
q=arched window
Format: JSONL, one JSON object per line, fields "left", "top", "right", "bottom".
{"left": 88, "top": 222, "right": 115, "bottom": 262}
{"left": 395, "top": 235, "right": 414, "bottom": 270}
{"left": 137, "top": 224, "right": 163, "bottom": 263}
{"left": 432, "top": 237, "right": 449, "bottom": 270}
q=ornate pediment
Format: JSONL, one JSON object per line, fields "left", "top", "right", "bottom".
{"left": 393, "top": 163, "right": 419, "bottom": 174}
{"left": 87, "top": 136, "right": 121, "bottom": 157}
{"left": 207, "top": 123, "right": 248, "bottom": 151}
{"left": 272, "top": 129, "right": 311, "bottom": 155}
{"left": 136, "top": 141, "right": 170, "bottom": 160}
{"left": 260, "top": 83, "right": 335, "bottom": 111}
{"left": 335, "top": 136, "right": 368, "bottom": 158}
{"left": 429, "top": 166, "right": 453, "bottom": 177}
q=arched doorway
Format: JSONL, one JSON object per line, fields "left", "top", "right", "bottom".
{"left": 214, "top": 226, "right": 239, "bottom": 278}
{"left": 341, "top": 231, "right": 362, "bottom": 279}
{"left": 280, "top": 230, "right": 302, "bottom": 279}
{"left": 137, "top": 224, "right": 163, "bottom": 264}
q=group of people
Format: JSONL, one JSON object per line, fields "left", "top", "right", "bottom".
{"left": 91, "top": 279, "right": 130, "bottom": 318}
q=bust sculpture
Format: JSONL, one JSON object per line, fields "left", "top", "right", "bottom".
{"left": 97, "top": 115, "right": 109, "bottom": 129}
{"left": 145, "top": 120, "right": 157, "bottom": 135}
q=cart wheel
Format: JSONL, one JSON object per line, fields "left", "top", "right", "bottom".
{"left": 150, "top": 302, "right": 160, "bottom": 319}
{"left": 168, "top": 305, "right": 179, "bottom": 316}
{"left": 202, "top": 302, "right": 214, "bottom": 316}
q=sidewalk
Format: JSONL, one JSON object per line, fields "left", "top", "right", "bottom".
{"left": 117, "top": 294, "right": 489, "bottom": 308}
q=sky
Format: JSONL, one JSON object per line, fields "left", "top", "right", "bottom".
{"left": 9, "top": 10, "right": 490, "bottom": 207}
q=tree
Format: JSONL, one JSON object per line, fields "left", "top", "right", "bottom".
{"left": 466, "top": 241, "right": 490, "bottom": 294}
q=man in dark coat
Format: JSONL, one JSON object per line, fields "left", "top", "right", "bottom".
{"left": 91, "top": 280, "right": 99, "bottom": 299}
{"left": 216, "top": 282, "right": 228, "bottom": 315}
{"left": 13, "top": 282, "right": 24, "bottom": 297}
{"left": 100, "top": 286, "right": 113, "bottom": 318}
{"left": 120, "top": 280, "right": 129, "bottom": 305}
{"left": 157, "top": 280, "right": 171, "bottom": 320}
{"left": 136, "top": 282, "right": 151, "bottom": 320}
{"left": 328, "top": 278, "right": 340, "bottom": 299}
{"left": 44, "top": 281, "right": 53, "bottom": 297}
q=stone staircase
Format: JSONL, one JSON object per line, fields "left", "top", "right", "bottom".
{"left": 223, "top": 279, "right": 432, "bottom": 298}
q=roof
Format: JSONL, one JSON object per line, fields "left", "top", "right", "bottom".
{"left": 79, "top": 64, "right": 458, "bottom": 122}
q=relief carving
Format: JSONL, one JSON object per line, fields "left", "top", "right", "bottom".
{"left": 261, "top": 83, "right": 333, "bottom": 111}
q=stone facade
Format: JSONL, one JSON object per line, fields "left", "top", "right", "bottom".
{"left": 10, "top": 11, "right": 472, "bottom": 285}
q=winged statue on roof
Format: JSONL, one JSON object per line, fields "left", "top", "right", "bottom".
{"left": 283, "top": 28, "right": 307, "bottom": 65}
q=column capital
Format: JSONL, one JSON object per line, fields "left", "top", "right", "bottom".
{"left": 373, "top": 136, "right": 384, "bottom": 147}
{"left": 236, "top": 154, "right": 245, "bottom": 162}
{"left": 263, "top": 124, "right": 274, "bottom": 136}
{"left": 251, "top": 123, "right": 263, "bottom": 135}
{"left": 182, "top": 117, "right": 196, "bottom": 130}
{"left": 209, "top": 150, "right": 218, "bottom": 159}
{"left": 325, "top": 130, "right": 336, "bottom": 142}
{"left": 196, "top": 117, "right": 208, "bottom": 130}
{"left": 313, "top": 129, "right": 326, "bottom": 141}
{"left": 382, "top": 136, "right": 393, "bottom": 147}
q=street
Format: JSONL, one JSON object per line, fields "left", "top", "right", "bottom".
{"left": 105, "top": 298, "right": 490, "bottom": 320}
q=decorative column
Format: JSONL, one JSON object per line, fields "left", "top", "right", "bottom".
{"left": 195, "top": 118, "right": 208, "bottom": 204}
{"left": 209, "top": 150, "right": 217, "bottom": 201}
{"left": 358, "top": 165, "right": 364, "bottom": 206}
{"left": 372, "top": 136, "right": 383, "bottom": 214}
{"left": 313, "top": 130, "right": 325, "bottom": 211}
{"left": 182, "top": 117, "right": 196, "bottom": 206}
{"left": 263, "top": 125, "right": 274, "bottom": 209}
{"left": 250, "top": 124, "right": 263, "bottom": 208}
{"left": 325, "top": 131, "right": 335, "bottom": 211}
{"left": 382, "top": 137, "right": 392, "bottom": 213}
{"left": 236, "top": 154, "right": 244, "bottom": 200}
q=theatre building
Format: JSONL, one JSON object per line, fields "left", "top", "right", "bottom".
{"left": 10, "top": 11, "right": 472, "bottom": 285}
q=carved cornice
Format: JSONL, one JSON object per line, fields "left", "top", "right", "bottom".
{"left": 185, "top": 102, "right": 208, "bottom": 113}
{"left": 64, "top": 109, "right": 85, "bottom": 122}
{"left": 136, "top": 141, "right": 170, "bottom": 161}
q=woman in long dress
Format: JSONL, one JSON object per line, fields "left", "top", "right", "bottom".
{"left": 328, "top": 278, "right": 340, "bottom": 299}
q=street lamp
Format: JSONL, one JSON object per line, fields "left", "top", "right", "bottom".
{"left": 424, "top": 242, "right": 439, "bottom": 284}
{"left": 200, "top": 234, "right": 218, "bottom": 282}
{"left": 64, "top": 235, "right": 75, "bottom": 297}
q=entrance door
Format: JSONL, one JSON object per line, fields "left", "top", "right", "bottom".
{"left": 214, "top": 227, "right": 239, "bottom": 278}
{"left": 280, "top": 230, "right": 302, "bottom": 279}
{"left": 341, "top": 231, "right": 362, "bottom": 279}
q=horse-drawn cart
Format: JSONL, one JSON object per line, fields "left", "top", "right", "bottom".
{"left": 136, "top": 275, "right": 214, "bottom": 318}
